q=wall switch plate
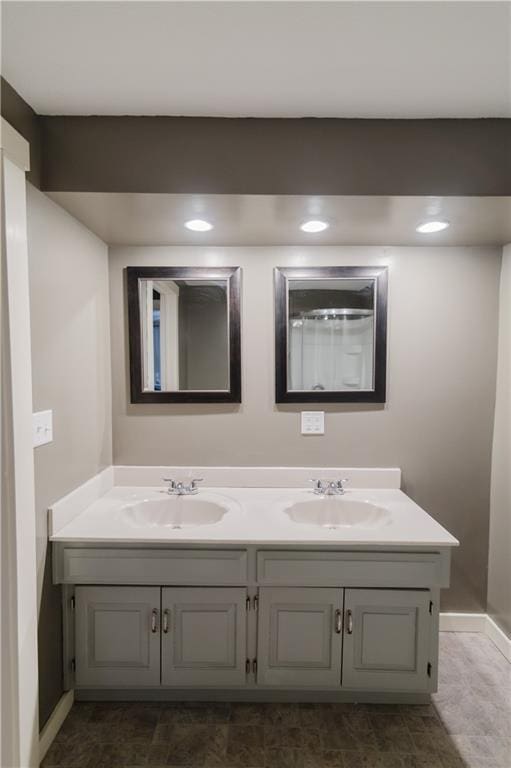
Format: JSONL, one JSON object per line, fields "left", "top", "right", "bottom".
{"left": 301, "top": 411, "right": 325, "bottom": 435}
{"left": 33, "top": 410, "right": 53, "bottom": 447}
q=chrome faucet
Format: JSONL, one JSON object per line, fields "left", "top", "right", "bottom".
{"left": 163, "top": 478, "right": 203, "bottom": 495}
{"left": 309, "top": 478, "right": 348, "bottom": 496}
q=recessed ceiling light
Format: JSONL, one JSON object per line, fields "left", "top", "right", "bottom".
{"left": 185, "top": 219, "right": 213, "bottom": 232}
{"left": 416, "top": 220, "right": 450, "bottom": 234}
{"left": 300, "top": 219, "right": 329, "bottom": 233}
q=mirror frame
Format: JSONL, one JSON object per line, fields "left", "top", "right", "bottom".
{"left": 274, "top": 266, "right": 388, "bottom": 403}
{"left": 127, "top": 266, "right": 241, "bottom": 403}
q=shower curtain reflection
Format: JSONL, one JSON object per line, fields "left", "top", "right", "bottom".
{"left": 289, "top": 309, "right": 374, "bottom": 391}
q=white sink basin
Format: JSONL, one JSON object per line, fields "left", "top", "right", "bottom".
{"left": 284, "top": 497, "right": 391, "bottom": 529}
{"left": 120, "top": 496, "right": 229, "bottom": 529}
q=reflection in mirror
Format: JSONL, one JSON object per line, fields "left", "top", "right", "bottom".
{"left": 275, "top": 267, "right": 387, "bottom": 403}
{"left": 288, "top": 279, "right": 375, "bottom": 392}
{"left": 139, "top": 279, "right": 229, "bottom": 392}
{"left": 127, "top": 267, "right": 241, "bottom": 403}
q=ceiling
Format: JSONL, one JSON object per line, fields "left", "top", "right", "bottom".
{"left": 2, "top": 1, "right": 510, "bottom": 117}
{"left": 47, "top": 192, "right": 511, "bottom": 246}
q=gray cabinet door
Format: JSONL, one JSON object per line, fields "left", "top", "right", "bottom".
{"left": 342, "top": 589, "right": 431, "bottom": 691}
{"left": 257, "top": 587, "right": 343, "bottom": 687}
{"left": 75, "top": 586, "right": 161, "bottom": 687}
{"left": 161, "top": 587, "right": 247, "bottom": 686}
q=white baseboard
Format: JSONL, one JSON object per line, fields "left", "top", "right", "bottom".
{"left": 39, "top": 690, "right": 74, "bottom": 763}
{"left": 440, "top": 612, "right": 511, "bottom": 662}
{"left": 485, "top": 615, "right": 511, "bottom": 662}
{"left": 439, "top": 612, "right": 487, "bottom": 632}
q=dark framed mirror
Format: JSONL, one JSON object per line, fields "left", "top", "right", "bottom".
{"left": 127, "top": 266, "right": 241, "bottom": 403}
{"left": 275, "top": 266, "right": 388, "bottom": 403}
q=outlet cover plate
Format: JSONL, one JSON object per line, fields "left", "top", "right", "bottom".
{"left": 301, "top": 411, "right": 325, "bottom": 435}
{"left": 33, "top": 409, "right": 53, "bottom": 447}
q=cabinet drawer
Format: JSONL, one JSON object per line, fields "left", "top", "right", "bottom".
{"left": 257, "top": 551, "right": 447, "bottom": 588}
{"left": 58, "top": 548, "right": 247, "bottom": 585}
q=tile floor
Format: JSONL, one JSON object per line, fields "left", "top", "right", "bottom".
{"left": 42, "top": 633, "right": 511, "bottom": 768}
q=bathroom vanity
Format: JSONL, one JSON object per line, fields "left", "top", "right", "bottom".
{"left": 50, "top": 468, "right": 458, "bottom": 703}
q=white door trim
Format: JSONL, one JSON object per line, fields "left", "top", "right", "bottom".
{"left": 0, "top": 118, "right": 30, "bottom": 173}
{"left": 1, "top": 121, "right": 39, "bottom": 768}
{"left": 154, "top": 279, "right": 179, "bottom": 391}
{"left": 140, "top": 278, "right": 154, "bottom": 390}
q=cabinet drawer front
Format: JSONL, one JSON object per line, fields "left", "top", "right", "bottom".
{"left": 257, "top": 551, "right": 445, "bottom": 588}
{"left": 61, "top": 549, "right": 247, "bottom": 584}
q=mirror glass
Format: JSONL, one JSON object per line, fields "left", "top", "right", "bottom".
{"left": 287, "top": 278, "right": 375, "bottom": 392}
{"left": 139, "top": 278, "right": 229, "bottom": 392}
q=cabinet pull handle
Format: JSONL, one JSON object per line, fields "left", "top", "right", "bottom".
{"left": 334, "top": 609, "right": 342, "bottom": 634}
{"left": 163, "top": 609, "right": 170, "bottom": 634}
{"left": 151, "top": 609, "right": 158, "bottom": 633}
{"left": 346, "top": 609, "right": 353, "bottom": 635}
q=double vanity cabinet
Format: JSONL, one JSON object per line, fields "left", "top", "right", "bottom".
{"left": 53, "top": 543, "right": 447, "bottom": 702}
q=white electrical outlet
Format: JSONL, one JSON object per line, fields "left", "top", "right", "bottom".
{"left": 301, "top": 411, "right": 325, "bottom": 435}
{"left": 33, "top": 410, "right": 53, "bottom": 447}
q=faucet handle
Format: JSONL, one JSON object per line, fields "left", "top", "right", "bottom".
{"left": 162, "top": 478, "right": 177, "bottom": 492}
{"left": 190, "top": 478, "right": 203, "bottom": 489}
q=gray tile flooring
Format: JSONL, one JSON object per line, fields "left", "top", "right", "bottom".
{"left": 42, "top": 633, "right": 511, "bottom": 768}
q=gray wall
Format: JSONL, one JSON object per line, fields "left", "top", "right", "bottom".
{"left": 487, "top": 245, "right": 511, "bottom": 638}
{"left": 27, "top": 185, "right": 112, "bottom": 726}
{"left": 110, "top": 245, "right": 501, "bottom": 615}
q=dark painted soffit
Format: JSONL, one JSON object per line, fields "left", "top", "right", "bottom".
{"left": 2, "top": 79, "right": 510, "bottom": 195}
{"left": 37, "top": 115, "right": 511, "bottom": 196}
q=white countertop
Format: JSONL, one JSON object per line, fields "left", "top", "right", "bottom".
{"left": 50, "top": 486, "right": 459, "bottom": 548}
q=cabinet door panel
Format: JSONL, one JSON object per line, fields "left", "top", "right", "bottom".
{"left": 258, "top": 587, "right": 343, "bottom": 687}
{"left": 342, "top": 589, "right": 431, "bottom": 691}
{"left": 75, "top": 586, "right": 160, "bottom": 687}
{"left": 162, "top": 587, "right": 247, "bottom": 686}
